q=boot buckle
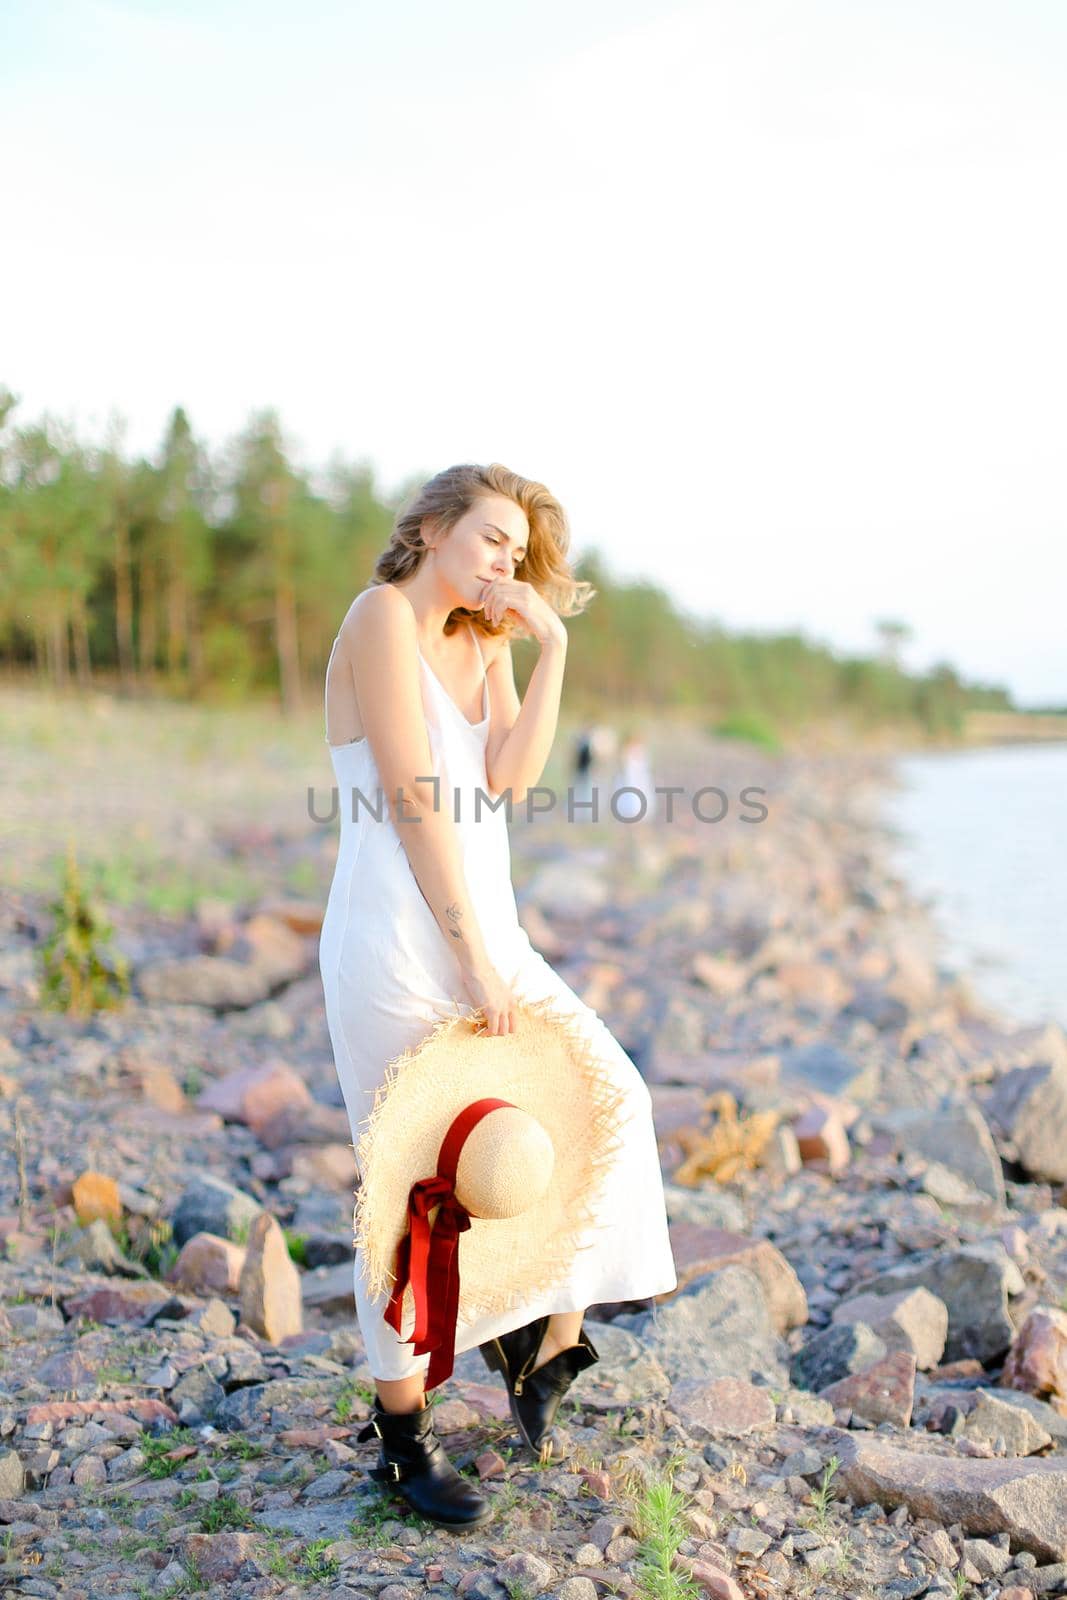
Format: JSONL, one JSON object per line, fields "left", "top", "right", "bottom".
{"left": 389, "top": 1460, "right": 402, "bottom": 1482}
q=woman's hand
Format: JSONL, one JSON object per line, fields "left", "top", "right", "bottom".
{"left": 461, "top": 962, "right": 519, "bottom": 1036}
{"left": 479, "top": 578, "right": 567, "bottom": 649}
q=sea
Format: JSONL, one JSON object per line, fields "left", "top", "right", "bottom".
{"left": 881, "top": 741, "right": 1067, "bottom": 1031}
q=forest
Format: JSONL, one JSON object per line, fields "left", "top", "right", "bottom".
{"left": 0, "top": 391, "right": 1013, "bottom": 739}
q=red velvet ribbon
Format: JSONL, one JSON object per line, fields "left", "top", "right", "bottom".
{"left": 384, "top": 1096, "right": 516, "bottom": 1390}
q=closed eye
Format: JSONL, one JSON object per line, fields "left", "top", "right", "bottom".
{"left": 484, "top": 534, "right": 525, "bottom": 562}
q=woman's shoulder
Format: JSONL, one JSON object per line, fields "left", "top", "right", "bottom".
{"left": 338, "top": 583, "right": 409, "bottom": 640}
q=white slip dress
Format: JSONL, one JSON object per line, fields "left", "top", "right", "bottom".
{"left": 318, "top": 620, "right": 677, "bottom": 1380}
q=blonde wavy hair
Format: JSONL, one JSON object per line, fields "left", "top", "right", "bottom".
{"left": 370, "top": 462, "right": 596, "bottom": 641}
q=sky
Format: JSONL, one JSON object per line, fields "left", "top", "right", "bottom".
{"left": 3, "top": 0, "right": 1064, "bottom": 705}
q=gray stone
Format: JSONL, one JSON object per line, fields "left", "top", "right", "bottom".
{"left": 302, "top": 1469, "right": 352, "bottom": 1499}
{"left": 302, "top": 1262, "right": 355, "bottom": 1316}
{"left": 555, "top": 1581, "right": 599, "bottom": 1600}
{"left": 75, "top": 1218, "right": 150, "bottom": 1278}
{"left": 988, "top": 1387, "right": 1067, "bottom": 1446}
{"left": 779, "top": 1041, "right": 879, "bottom": 1101}
{"left": 171, "top": 1368, "right": 226, "bottom": 1425}
{"left": 960, "top": 1391, "right": 1053, "bottom": 1456}
{"left": 493, "top": 1553, "right": 556, "bottom": 1594}
{"left": 563, "top": 1321, "right": 670, "bottom": 1407}
{"left": 0, "top": 1449, "right": 25, "bottom": 1498}
{"left": 879, "top": 1102, "right": 1006, "bottom": 1205}
{"left": 960, "top": 1538, "right": 1012, "bottom": 1577}
{"left": 790, "top": 1322, "right": 888, "bottom": 1392}
{"left": 832, "top": 1286, "right": 948, "bottom": 1371}
{"left": 833, "top": 1427, "right": 1067, "bottom": 1562}
{"left": 985, "top": 1025, "right": 1067, "bottom": 1182}
{"left": 137, "top": 955, "right": 274, "bottom": 1009}
{"left": 779, "top": 1447, "right": 825, "bottom": 1479}
{"left": 661, "top": 1182, "right": 746, "bottom": 1234}
{"left": 619, "top": 1264, "right": 787, "bottom": 1386}
{"left": 841, "top": 982, "right": 910, "bottom": 1033}
{"left": 852, "top": 1243, "right": 1022, "bottom": 1365}
{"left": 1028, "top": 1564, "right": 1067, "bottom": 1594}
{"left": 170, "top": 1175, "right": 263, "bottom": 1247}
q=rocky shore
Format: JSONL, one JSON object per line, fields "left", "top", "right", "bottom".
{"left": 3, "top": 734, "right": 1067, "bottom": 1600}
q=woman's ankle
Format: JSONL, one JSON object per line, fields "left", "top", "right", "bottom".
{"left": 375, "top": 1377, "right": 428, "bottom": 1414}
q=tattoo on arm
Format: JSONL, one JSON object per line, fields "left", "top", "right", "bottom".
{"left": 445, "top": 902, "right": 465, "bottom": 943}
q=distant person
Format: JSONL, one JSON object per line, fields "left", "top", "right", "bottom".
{"left": 612, "top": 732, "right": 653, "bottom": 821}
{"left": 572, "top": 726, "right": 595, "bottom": 812}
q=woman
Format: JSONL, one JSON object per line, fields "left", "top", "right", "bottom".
{"left": 319, "top": 463, "right": 677, "bottom": 1528}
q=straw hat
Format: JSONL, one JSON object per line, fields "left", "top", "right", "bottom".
{"left": 352, "top": 994, "right": 629, "bottom": 1390}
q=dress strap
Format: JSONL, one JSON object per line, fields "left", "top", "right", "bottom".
{"left": 466, "top": 622, "right": 488, "bottom": 688}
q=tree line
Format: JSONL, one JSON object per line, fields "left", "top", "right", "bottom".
{"left": 0, "top": 391, "right": 1013, "bottom": 736}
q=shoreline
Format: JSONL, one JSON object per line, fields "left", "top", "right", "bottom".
{"left": 2, "top": 733, "right": 1067, "bottom": 1590}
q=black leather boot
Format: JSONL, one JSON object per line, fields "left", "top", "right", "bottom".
{"left": 355, "top": 1401, "right": 493, "bottom": 1529}
{"left": 479, "top": 1318, "right": 600, "bottom": 1456}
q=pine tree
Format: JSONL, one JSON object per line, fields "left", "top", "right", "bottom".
{"left": 39, "top": 842, "right": 131, "bottom": 1015}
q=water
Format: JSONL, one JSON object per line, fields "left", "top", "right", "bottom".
{"left": 882, "top": 742, "right": 1067, "bottom": 1030}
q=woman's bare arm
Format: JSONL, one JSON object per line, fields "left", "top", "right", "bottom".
{"left": 484, "top": 635, "right": 567, "bottom": 806}
{"left": 342, "top": 585, "right": 493, "bottom": 981}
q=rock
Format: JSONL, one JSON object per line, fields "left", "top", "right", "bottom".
{"left": 819, "top": 1351, "right": 917, "bottom": 1426}
{"left": 668, "top": 1376, "right": 777, "bottom": 1438}
{"left": 171, "top": 1368, "right": 226, "bottom": 1425}
{"left": 833, "top": 1428, "right": 1067, "bottom": 1561}
{"left": 1002, "top": 1305, "right": 1067, "bottom": 1414}
{"left": 779, "top": 1041, "right": 879, "bottom": 1102}
{"left": 71, "top": 1171, "right": 123, "bottom": 1227}
{"left": 290, "top": 1143, "right": 357, "bottom": 1191}
{"left": 988, "top": 1387, "right": 1067, "bottom": 1446}
{"left": 493, "top": 1553, "right": 555, "bottom": 1594}
{"left": 170, "top": 1175, "right": 263, "bottom": 1247}
{"left": 792, "top": 1105, "right": 850, "bottom": 1173}
{"left": 187, "top": 1297, "right": 236, "bottom": 1338}
{"left": 74, "top": 1217, "right": 148, "bottom": 1278}
{"left": 137, "top": 955, "right": 274, "bottom": 1009}
{"left": 960, "top": 1391, "right": 1053, "bottom": 1456}
{"left": 254, "top": 897, "right": 324, "bottom": 936}
{"left": 840, "top": 981, "right": 909, "bottom": 1032}
{"left": 985, "top": 1025, "right": 1067, "bottom": 1182}
{"left": 689, "top": 954, "right": 749, "bottom": 998}
{"left": 522, "top": 863, "right": 608, "bottom": 920}
{"left": 196, "top": 1061, "right": 311, "bottom": 1136}
{"left": 136, "top": 1062, "right": 188, "bottom": 1113}
{"left": 181, "top": 1531, "right": 262, "bottom": 1582}
{"left": 556, "top": 1581, "right": 598, "bottom": 1600}
{"left": 302, "top": 1262, "right": 355, "bottom": 1316}
{"left": 959, "top": 1538, "right": 1011, "bottom": 1577}
{"left": 61, "top": 1282, "right": 179, "bottom": 1326}
{"left": 674, "top": 1554, "right": 745, "bottom": 1599}
{"left": 661, "top": 1182, "right": 746, "bottom": 1233}
{"left": 168, "top": 1232, "right": 247, "bottom": 1296}
{"left": 620, "top": 1264, "right": 786, "bottom": 1385}
{"left": 878, "top": 1102, "right": 1005, "bottom": 1205}
{"left": 853, "top": 1243, "right": 1022, "bottom": 1365}
{"left": 238, "top": 1212, "right": 303, "bottom": 1344}
{"left": 559, "top": 1321, "right": 671, "bottom": 1407}
{"left": 790, "top": 1323, "right": 888, "bottom": 1392}
{"left": 255, "top": 1101, "right": 350, "bottom": 1154}
{"left": 662, "top": 1225, "right": 807, "bottom": 1332}
{"left": 917, "top": 1528, "right": 958, "bottom": 1567}
{"left": 762, "top": 1124, "right": 802, "bottom": 1177}
{"left": 0, "top": 1449, "right": 25, "bottom": 1498}
{"left": 832, "top": 1287, "right": 948, "bottom": 1370}
{"left": 773, "top": 961, "right": 852, "bottom": 1011}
